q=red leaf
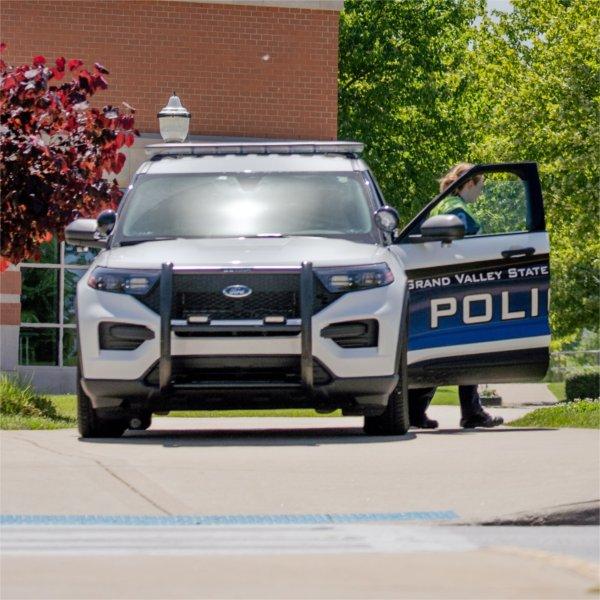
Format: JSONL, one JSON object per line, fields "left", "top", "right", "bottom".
{"left": 93, "top": 62, "right": 109, "bottom": 75}
{"left": 33, "top": 55, "right": 46, "bottom": 66}
{"left": 50, "top": 67, "right": 65, "bottom": 81}
{"left": 125, "top": 132, "right": 135, "bottom": 147}
{"left": 67, "top": 58, "right": 83, "bottom": 71}
{"left": 55, "top": 56, "right": 65, "bottom": 71}
{"left": 0, "top": 42, "right": 6, "bottom": 53}
{"left": 92, "top": 73, "right": 108, "bottom": 90}
{"left": 0, "top": 258, "right": 11, "bottom": 272}
{"left": 2, "top": 75, "right": 16, "bottom": 90}
{"left": 78, "top": 71, "right": 92, "bottom": 91}
{"left": 115, "top": 132, "right": 125, "bottom": 148}
{"left": 113, "top": 152, "right": 126, "bottom": 173}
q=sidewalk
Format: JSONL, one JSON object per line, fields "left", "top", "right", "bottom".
{"left": 482, "top": 383, "right": 558, "bottom": 407}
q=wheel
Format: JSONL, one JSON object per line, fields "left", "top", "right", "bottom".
{"left": 363, "top": 381, "right": 409, "bottom": 435}
{"left": 77, "top": 360, "right": 126, "bottom": 438}
{"left": 364, "top": 304, "right": 410, "bottom": 436}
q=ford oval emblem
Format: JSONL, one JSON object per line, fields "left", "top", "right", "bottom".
{"left": 223, "top": 284, "right": 252, "bottom": 299}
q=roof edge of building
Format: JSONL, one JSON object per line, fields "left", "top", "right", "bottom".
{"left": 170, "top": 0, "right": 344, "bottom": 11}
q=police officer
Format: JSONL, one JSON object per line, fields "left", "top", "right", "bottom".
{"left": 410, "top": 163, "right": 504, "bottom": 429}
{"left": 431, "top": 163, "right": 484, "bottom": 234}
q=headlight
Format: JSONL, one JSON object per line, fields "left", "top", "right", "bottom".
{"left": 87, "top": 268, "right": 160, "bottom": 295}
{"left": 315, "top": 263, "right": 394, "bottom": 293}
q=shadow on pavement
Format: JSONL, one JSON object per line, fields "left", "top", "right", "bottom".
{"left": 80, "top": 427, "right": 417, "bottom": 447}
{"left": 415, "top": 427, "right": 556, "bottom": 435}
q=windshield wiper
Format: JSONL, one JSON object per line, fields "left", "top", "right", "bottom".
{"left": 243, "top": 233, "right": 288, "bottom": 238}
{"left": 118, "top": 233, "right": 289, "bottom": 246}
{"left": 119, "top": 236, "right": 179, "bottom": 246}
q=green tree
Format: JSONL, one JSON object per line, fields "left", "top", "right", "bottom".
{"left": 464, "top": 0, "right": 599, "bottom": 340}
{"left": 338, "top": 0, "right": 483, "bottom": 222}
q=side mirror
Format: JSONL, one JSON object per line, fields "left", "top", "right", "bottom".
{"left": 411, "top": 214, "right": 465, "bottom": 244}
{"left": 97, "top": 209, "right": 117, "bottom": 236}
{"left": 65, "top": 218, "right": 107, "bottom": 249}
{"left": 374, "top": 206, "right": 399, "bottom": 233}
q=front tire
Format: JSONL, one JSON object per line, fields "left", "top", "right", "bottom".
{"left": 363, "top": 382, "right": 409, "bottom": 435}
{"left": 77, "top": 361, "right": 126, "bottom": 439}
{"left": 364, "top": 301, "right": 410, "bottom": 436}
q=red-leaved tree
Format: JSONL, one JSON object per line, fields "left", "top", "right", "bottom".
{"left": 0, "top": 44, "right": 137, "bottom": 266}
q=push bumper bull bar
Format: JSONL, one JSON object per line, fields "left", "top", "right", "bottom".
{"left": 158, "top": 261, "right": 315, "bottom": 394}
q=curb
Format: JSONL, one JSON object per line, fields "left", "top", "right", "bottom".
{"left": 476, "top": 500, "right": 600, "bottom": 526}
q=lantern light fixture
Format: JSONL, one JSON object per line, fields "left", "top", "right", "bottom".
{"left": 157, "top": 92, "right": 191, "bottom": 143}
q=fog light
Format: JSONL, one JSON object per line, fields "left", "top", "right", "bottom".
{"left": 264, "top": 315, "right": 286, "bottom": 324}
{"left": 188, "top": 315, "right": 210, "bottom": 324}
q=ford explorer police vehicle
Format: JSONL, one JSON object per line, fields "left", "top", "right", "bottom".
{"left": 66, "top": 141, "right": 550, "bottom": 437}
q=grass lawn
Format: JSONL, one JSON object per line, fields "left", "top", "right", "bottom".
{"left": 547, "top": 381, "right": 566, "bottom": 401}
{"left": 46, "top": 387, "right": 458, "bottom": 418}
{"left": 430, "top": 387, "right": 459, "bottom": 406}
{"left": 48, "top": 395, "right": 77, "bottom": 420}
{"left": 0, "top": 414, "right": 75, "bottom": 430}
{"left": 0, "top": 393, "right": 76, "bottom": 430}
{"left": 0, "top": 376, "right": 76, "bottom": 430}
{"left": 508, "top": 400, "right": 599, "bottom": 429}
{"left": 2, "top": 387, "right": 461, "bottom": 429}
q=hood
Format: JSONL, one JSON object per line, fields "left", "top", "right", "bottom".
{"left": 102, "top": 237, "right": 390, "bottom": 270}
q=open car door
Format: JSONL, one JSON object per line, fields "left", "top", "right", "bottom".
{"left": 391, "top": 163, "right": 550, "bottom": 387}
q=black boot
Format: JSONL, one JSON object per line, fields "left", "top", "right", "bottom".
{"left": 460, "top": 410, "right": 504, "bottom": 429}
{"left": 411, "top": 414, "right": 439, "bottom": 429}
{"left": 409, "top": 387, "right": 438, "bottom": 429}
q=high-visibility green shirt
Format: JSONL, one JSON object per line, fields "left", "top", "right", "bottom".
{"left": 431, "top": 195, "right": 480, "bottom": 235}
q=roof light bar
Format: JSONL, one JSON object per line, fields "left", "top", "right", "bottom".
{"left": 145, "top": 141, "right": 364, "bottom": 159}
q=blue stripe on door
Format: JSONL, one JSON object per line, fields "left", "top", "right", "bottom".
{"left": 408, "top": 318, "right": 549, "bottom": 350}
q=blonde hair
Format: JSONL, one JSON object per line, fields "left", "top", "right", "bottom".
{"left": 439, "top": 162, "right": 479, "bottom": 193}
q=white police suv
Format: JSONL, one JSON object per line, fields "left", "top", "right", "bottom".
{"left": 66, "top": 142, "right": 550, "bottom": 437}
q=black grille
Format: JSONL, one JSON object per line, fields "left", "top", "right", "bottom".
{"left": 145, "top": 356, "right": 332, "bottom": 386}
{"left": 138, "top": 272, "right": 339, "bottom": 318}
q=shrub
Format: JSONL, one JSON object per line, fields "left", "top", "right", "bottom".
{"left": 1, "top": 45, "right": 137, "bottom": 266}
{"left": 565, "top": 368, "right": 600, "bottom": 402}
{"left": 0, "top": 375, "right": 58, "bottom": 419}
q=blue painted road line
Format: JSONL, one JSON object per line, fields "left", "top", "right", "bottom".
{"left": 0, "top": 510, "right": 458, "bottom": 527}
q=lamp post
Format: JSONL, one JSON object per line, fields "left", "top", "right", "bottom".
{"left": 157, "top": 92, "right": 191, "bottom": 142}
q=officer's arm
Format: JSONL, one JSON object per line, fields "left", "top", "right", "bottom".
{"left": 447, "top": 208, "right": 480, "bottom": 236}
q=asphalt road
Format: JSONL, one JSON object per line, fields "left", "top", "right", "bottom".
{"left": 1, "top": 405, "right": 599, "bottom": 598}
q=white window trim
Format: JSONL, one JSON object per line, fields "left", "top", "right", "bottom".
{"left": 19, "top": 242, "right": 91, "bottom": 367}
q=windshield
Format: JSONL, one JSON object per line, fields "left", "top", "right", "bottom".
{"left": 118, "top": 172, "right": 374, "bottom": 240}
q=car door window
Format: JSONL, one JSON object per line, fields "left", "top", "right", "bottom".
{"left": 427, "top": 172, "right": 529, "bottom": 237}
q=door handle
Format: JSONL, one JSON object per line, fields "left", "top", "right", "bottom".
{"left": 501, "top": 247, "right": 535, "bottom": 259}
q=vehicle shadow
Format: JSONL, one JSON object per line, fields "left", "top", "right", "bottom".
{"left": 415, "top": 427, "right": 556, "bottom": 435}
{"left": 80, "top": 427, "right": 417, "bottom": 447}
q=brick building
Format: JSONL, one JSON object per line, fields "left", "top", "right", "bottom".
{"left": 0, "top": 0, "right": 343, "bottom": 391}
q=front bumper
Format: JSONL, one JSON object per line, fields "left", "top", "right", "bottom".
{"left": 78, "top": 261, "right": 405, "bottom": 412}
{"left": 82, "top": 370, "right": 398, "bottom": 415}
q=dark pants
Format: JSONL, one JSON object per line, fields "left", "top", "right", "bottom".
{"left": 408, "top": 385, "right": 483, "bottom": 424}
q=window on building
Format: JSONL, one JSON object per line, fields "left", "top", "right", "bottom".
{"left": 19, "top": 239, "right": 98, "bottom": 367}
